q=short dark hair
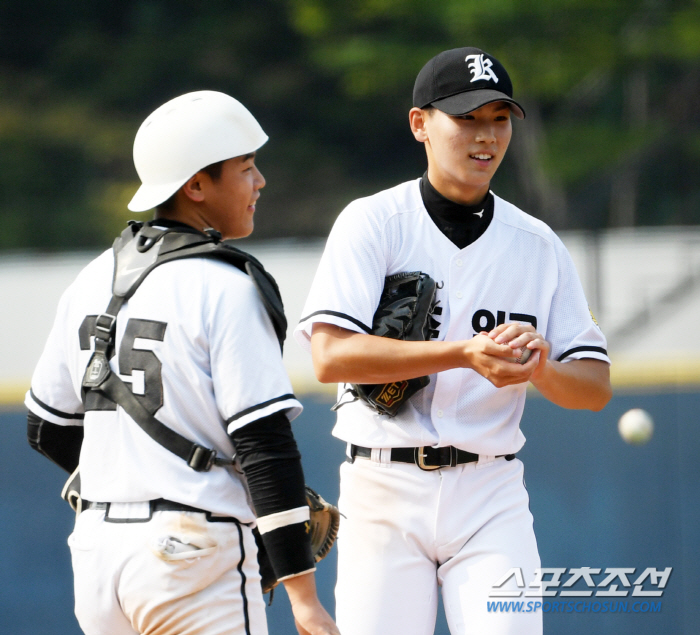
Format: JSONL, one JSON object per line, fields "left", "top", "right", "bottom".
{"left": 200, "top": 159, "right": 225, "bottom": 181}
{"left": 156, "top": 160, "right": 226, "bottom": 213}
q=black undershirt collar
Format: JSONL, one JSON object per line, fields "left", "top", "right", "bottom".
{"left": 419, "top": 172, "right": 494, "bottom": 250}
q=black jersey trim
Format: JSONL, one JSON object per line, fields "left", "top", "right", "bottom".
{"left": 299, "top": 310, "right": 372, "bottom": 334}
{"left": 29, "top": 389, "right": 85, "bottom": 421}
{"left": 234, "top": 520, "right": 251, "bottom": 635}
{"left": 557, "top": 346, "right": 608, "bottom": 362}
{"left": 226, "top": 394, "right": 297, "bottom": 424}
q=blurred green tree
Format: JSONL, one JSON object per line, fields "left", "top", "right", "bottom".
{"left": 0, "top": 0, "right": 698, "bottom": 251}
{"left": 286, "top": 0, "right": 700, "bottom": 229}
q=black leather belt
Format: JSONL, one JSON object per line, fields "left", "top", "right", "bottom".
{"left": 350, "top": 444, "right": 515, "bottom": 471}
{"left": 85, "top": 498, "right": 239, "bottom": 523}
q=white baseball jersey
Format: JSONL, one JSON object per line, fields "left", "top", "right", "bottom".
{"left": 295, "top": 178, "right": 609, "bottom": 455}
{"left": 26, "top": 247, "right": 302, "bottom": 522}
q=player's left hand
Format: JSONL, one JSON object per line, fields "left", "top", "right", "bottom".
{"left": 486, "top": 322, "right": 550, "bottom": 380}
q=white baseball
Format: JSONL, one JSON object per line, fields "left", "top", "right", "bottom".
{"left": 618, "top": 408, "right": 654, "bottom": 445}
{"left": 516, "top": 347, "right": 533, "bottom": 365}
{"left": 507, "top": 347, "right": 533, "bottom": 364}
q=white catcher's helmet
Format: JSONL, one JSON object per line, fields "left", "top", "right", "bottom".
{"left": 128, "top": 91, "right": 268, "bottom": 212}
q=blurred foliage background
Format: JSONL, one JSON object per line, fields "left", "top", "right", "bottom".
{"left": 0, "top": 0, "right": 698, "bottom": 251}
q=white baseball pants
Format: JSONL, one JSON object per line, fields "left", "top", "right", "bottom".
{"left": 68, "top": 508, "right": 267, "bottom": 635}
{"left": 335, "top": 455, "right": 542, "bottom": 635}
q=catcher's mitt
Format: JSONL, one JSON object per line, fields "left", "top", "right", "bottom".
{"left": 257, "top": 486, "right": 340, "bottom": 598}
{"left": 61, "top": 467, "right": 83, "bottom": 513}
{"left": 305, "top": 485, "right": 340, "bottom": 562}
{"left": 333, "top": 271, "right": 442, "bottom": 417}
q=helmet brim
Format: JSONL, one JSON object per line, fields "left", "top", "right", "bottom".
{"left": 127, "top": 178, "right": 190, "bottom": 212}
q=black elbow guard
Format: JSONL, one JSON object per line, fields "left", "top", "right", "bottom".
{"left": 27, "top": 411, "right": 83, "bottom": 473}
{"left": 256, "top": 514, "right": 315, "bottom": 583}
{"left": 230, "top": 411, "right": 314, "bottom": 581}
{"left": 230, "top": 411, "right": 307, "bottom": 516}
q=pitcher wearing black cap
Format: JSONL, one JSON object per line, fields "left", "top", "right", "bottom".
{"left": 295, "top": 48, "right": 612, "bottom": 635}
{"left": 26, "top": 91, "right": 340, "bottom": 635}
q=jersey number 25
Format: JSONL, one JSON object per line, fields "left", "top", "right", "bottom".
{"left": 79, "top": 316, "right": 167, "bottom": 415}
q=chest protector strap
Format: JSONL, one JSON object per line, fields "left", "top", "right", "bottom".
{"left": 81, "top": 221, "right": 287, "bottom": 472}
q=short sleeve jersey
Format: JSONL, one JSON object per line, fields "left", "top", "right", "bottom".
{"left": 294, "top": 179, "right": 609, "bottom": 455}
{"left": 26, "top": 246, "right": 302, "bottom": 521}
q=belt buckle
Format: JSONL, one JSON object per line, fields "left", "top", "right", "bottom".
{"left": 414, "top": 446, "right": 443, "bottom": 471}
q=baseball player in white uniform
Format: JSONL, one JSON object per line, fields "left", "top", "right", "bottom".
{"left": 295, "top": 48, "right": 612, "bottom": 635}
{"left": 25, "top": 91, "right": 339, "bottom": 635}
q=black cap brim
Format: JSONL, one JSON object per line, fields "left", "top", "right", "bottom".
{"left": 430, "top": 89, "right": 525, "bottom": 119}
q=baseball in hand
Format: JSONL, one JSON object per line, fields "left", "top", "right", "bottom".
{"left": 618, "top": 408, "right": 654, "bottom": 445}
{"left": 506, "top": 346, "right": 532, "bottom": 364}
{"left": 515, "top": 347, "right": 533, "bottom": 365}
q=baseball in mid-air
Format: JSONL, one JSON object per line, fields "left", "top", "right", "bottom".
{"left": 618, "top": 408, "right": 654, "bottom": 445}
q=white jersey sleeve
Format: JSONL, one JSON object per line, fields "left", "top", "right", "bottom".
{"left": 295, "top": 199, "right": 391, "bottom": 348}
{"left": 208, "top": 269, "right": 302, "bottom": 434}
{"left": 25, "top": 285, "right": 86, "bottom": 426}
{"left": 546, "top": 233, "right": 609, "bottom": 363}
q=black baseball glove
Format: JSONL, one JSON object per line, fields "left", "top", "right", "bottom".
{"left": 333, "top": 271, "right": 442, "bottom": 417}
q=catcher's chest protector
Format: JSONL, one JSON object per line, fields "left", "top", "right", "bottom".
{"left": 111, "top": 221, "right": 287, "bottom": 348}
{"left": 80, "top": 221, "right": 287, "bottom": 472}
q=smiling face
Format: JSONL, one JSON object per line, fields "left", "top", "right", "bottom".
{"left": 199, "top": 153, "right": 266, "bottom": 239}
{"left": 409, "top": 101, "right": 513, "bottom": 205}
{"left": 163, "top": 153, "right": 267, "bottom": 240}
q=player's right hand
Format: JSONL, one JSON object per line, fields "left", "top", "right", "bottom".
{"left": 283, "top": 573, "right": 341, "bottom": 635}
{"left": 463, "top": 331, "right": 540, "bottom": 388}
{"left": 293, "top": 607, "right": 341, "bottom": 635}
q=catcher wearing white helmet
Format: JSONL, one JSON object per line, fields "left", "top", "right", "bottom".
{"left": 26, "top": 91, "right": 339, "bottom": 635}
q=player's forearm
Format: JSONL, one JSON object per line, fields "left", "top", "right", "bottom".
{"left": 283, "top": 573, "right": 340, "bottom": 635}
{"left": 283, "top": 571, "right": 320, "bottom": 607}
{"left": 530, "top": 358, "right": 612, "bottom": 411}
{"left": 311, "top": 325, "right": 465, "bottom": 384}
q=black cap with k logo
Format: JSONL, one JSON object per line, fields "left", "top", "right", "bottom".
{"left": 413, "top": 47, "right": 525, "bottom": 119}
